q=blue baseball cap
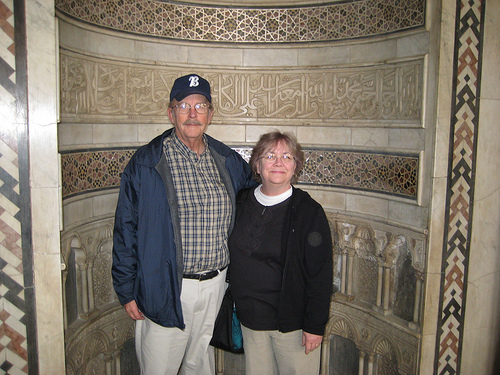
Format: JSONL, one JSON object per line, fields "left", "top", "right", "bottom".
{"left": 170, "top": 74, "right": 211, "bottom": 103}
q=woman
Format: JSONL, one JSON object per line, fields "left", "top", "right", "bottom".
{"left": 229, "top": 131, "right": 333, "bottom": 375}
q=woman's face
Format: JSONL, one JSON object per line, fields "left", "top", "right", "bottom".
{"left": 256, "top": 140, "right": 296, "bottom": 195}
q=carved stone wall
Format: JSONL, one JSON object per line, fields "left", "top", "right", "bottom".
{"left": 57, "top": 1, "right": 433, "bottom": 374}
{"left": 60, "top": 212, "right": 425, "bottom": 374}
{"left": 61, "top": 218, "right": 136, "bottom": 375}
{"left": 60, "top": 50, "right": 423, "bottom": 126}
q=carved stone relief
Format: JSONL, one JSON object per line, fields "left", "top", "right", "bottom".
{"left": 326, "top": 211, "right": 426, "bottom": 374}
{"left": 62, "top": 218, "right": 134, "bottom": 374}
{"left": 60, "top": 50, "right": 423, "bottom": 127}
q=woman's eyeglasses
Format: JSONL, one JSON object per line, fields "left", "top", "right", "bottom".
{"left": 173, "top": 102, "right": 211, "bottom": 114}
{"left": 259, "top": 153, "right": 295, "bottom": 163}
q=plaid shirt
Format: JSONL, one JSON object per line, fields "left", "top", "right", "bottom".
{"left": 164, "top": 132, "right": 232, "bottom": 274}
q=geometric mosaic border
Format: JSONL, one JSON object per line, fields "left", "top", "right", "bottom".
{"left": 55, "top": 0, "right": 426, "bottom": 44}
{"left": 61, "top": 147, "right": 419, "bottom": 200}
{"left": 0, "top": 0, "right": 37, "bottom": 373}
{"left": 435, "top": 0, "right": 486, "bottom": 374}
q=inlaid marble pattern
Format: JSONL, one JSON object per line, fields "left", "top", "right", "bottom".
{"left": 61, "top": 148, "right": 418, "bottom": 199}
{"left": 61, "top": 149, "right": 135, "bottom": 198}
{"left": 435, "top": 0, "right": 485, "bottom": 374}
{"left": 55, "top": 0, "right": 425, "bottom": 43}
{"left": 0, "top": 0, "right": 35, "bottom": 373}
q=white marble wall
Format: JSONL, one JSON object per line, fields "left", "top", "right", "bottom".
{"left": 26, "top": 0, "right": 66, "bottom": 373}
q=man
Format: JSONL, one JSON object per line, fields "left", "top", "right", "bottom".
{"left": 112, "top": 74, "right": 255, "bottom": 375}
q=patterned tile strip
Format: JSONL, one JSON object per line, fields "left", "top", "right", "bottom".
{"left": 435, "top": 0, "right": 485, "bottom": 374}
{"left": 0, "top": 0, "right": 32, "bottom": 373}
{"left": 54, "top": 0, "right": 425, "bottom": 43}
{"left": 61, "top": 148, "right": 418, "bottom": 200}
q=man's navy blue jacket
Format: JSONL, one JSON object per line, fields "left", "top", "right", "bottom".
{"left": 112, "top": 128, "right": 255, "bottom": 328}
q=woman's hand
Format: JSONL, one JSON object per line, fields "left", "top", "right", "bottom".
{"left": 302, "top": 331, "right": 323, "bottom": 354}
{"left": 124, "top": 300, "right": 145, "bottom": 320}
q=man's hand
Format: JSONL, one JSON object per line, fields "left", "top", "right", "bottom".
{"left": 302, "top": 331, "right": 323, "bottom": 355}
{"left": 124, "top": 300, "right": 145, "bottom": 320}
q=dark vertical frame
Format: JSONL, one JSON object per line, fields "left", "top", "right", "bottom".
{"left": 14, "top": 0, "right": 39, "bottom": 373}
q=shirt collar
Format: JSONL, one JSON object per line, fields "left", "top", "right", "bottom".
{"left": 170, "top": 130, "right": 208, "bottom": 161}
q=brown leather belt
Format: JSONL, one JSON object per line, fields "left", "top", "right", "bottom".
{"left": 183, "top": 266, "right": 227, "bottom": 281}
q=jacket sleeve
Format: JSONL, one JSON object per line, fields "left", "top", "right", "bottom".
{"left": 112, "top": 158, "right": 140, "bottom": 306}
{"left": 229, "top": 150, "right": 258, "bottom": 192}
{"left": 302, "top": 204, "right": 333, "bottom": 336}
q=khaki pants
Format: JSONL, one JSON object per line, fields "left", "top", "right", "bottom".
{"left": 135, "top": 269, "right": 227, "bottom": 375}
{"left": 241, "top": 325, "right": 321, "bottom": 375}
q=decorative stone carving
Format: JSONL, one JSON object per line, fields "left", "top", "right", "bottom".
{"left": 60, "top": 50, "right": 423, "bottom": 126}
{"left": 62, "top": 217, "right": 134, "bottom": 374}
{"left": 326, "top": 212, "right": 425, "bottom": 374}
{"left": 60, "top": 209, "right": 426, "bottom": 374}
{"left": 55, "top": 0, "right": 425, "bottom": 44}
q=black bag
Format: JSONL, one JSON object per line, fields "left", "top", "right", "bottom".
{"left": 210, "top": 287, "right": 244, "bottom": 353}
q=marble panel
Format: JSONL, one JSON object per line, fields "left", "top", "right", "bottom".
{"left": 206, "top": 124, "right": 246, "bottom": 144}
{"left": 302, "top": 188, "right": 346, "bottom": 212}
{"left": 63, "top": 197, "right": 95, "bottom": 228}
{"left": 479, "top": 1, "right": 500, "bottom": 100}
{"left": 242, "top": 48, "right": 298, "bottom": 67}
{"left": 396, "top": 32, "right": 430, "bottom": 58}
{"left": 461, "top": 93, "right": 500, "bottom": 372}
{"left": 58, "top": 18, "right": 91, "bottom": 52}
{"left": 93, "top": 124, "right": 139, "bottom": 145}
{"left": 432, "top": 117, "right": 451, "bottom": 178}
{"left": 426, "top": 176, "right": 447, "bottom": 272}
{"left": 462, "top": 325, "right": 500, "bottom": 375}
{"left": 58, "top": 123, "right": 93, "bottom": 148}
{"left": 30, "top": 187, "right": 61, "bottom": 255}
{"left": 419, "top": 332, "right": 438, "bottom": 375}
{"left": 135, "top": 40, "right": 188, "bottom": 64}
{"left": 388, "top": 129, "right": 425, "bottom": 151}
{"left": 92, "top": 192, "right": 119, "bottom": 217}
{"left": 352, "top": 128, "right": 390, "bottom": 148}
{"left": 388, "top": 200, "right": 428, "bottom": 229}
{"left": 245, "top": 125, "right": 297, "bottom": 143}
{"left": 420, "top": 271, "right": 442, "bottom": 336}
{"left": 297, "top": 127, "right": 351, "bottom": 147}
{"left": 138, "top": 124, "right": 172, "bottom": 144}
{"left": 345, "top": 194, "right": 389, "bottom": 219}
{"left": 33, "top": 251, "right": 65, "bottom": 375}
{"left": 349, "top": 39, "right": 397, "bottom": 64}
{"left": 188, "top": 46, "right": 243, "bottom": 67}
{"left": 29, "top": 123, "right": 59, "bottom": 189}
{"left": 297, "top": 45, "right": 349, "bottom": 67}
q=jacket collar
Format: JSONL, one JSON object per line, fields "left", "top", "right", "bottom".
{"left": 138, "top": 127, "right": 233, "bottom": 167}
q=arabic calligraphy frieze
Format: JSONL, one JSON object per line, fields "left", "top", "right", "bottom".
{"left": 60, "top": 52, "right": 423, "bottom": 125}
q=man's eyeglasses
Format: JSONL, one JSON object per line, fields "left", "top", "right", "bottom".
{"left": 259, "top": 153, "right": 295, "bottom": 163}
{"left": 173, "top": 102, "right": 211, "bottom": 114}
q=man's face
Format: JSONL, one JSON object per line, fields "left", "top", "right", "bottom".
{"left": 168, "top": 94, "right": 213, "bottom": 147}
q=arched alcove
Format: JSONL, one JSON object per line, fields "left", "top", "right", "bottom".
{"left": 51, "top": 1, "right": 482, "bottom": 374}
